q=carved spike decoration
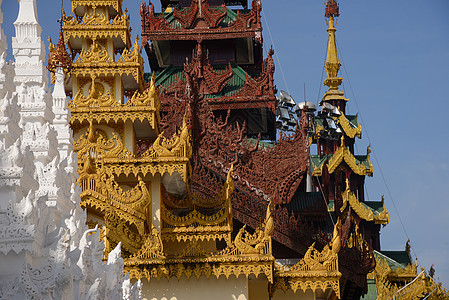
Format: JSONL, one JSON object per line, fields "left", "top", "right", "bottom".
{"left": 173, "top": 0, "right": 227, "bottom": 29}
{"left": 228, "top": 0, "right": 261, "bottom": 35}
{"left": 139, "top": 1, "right": 170, "bottom": 47}
{"left": 235, "top": 46, "right": 276, "bottom": 97}
{"left": 180, "top": 42, "right": 234, "bottom": 95}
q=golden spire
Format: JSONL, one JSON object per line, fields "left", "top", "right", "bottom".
{"left": 47, "top": 0, "right": 72, "bottom": 76}
{"left": 321, "top": 0, "right": 348, "bottom": 104}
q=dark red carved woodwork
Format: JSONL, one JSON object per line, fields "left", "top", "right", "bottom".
{"left": 222, "top": 46, "right": 276, "bottom": 98}
{"left": 136, "top": 139, "right": 153, "bottom": 157}
{"left": 338, "top": 211, "right": 376, "bottom": 290}
{"left": 191, "top": 103, "right": 308, "bottom": 205}
{"left": 184, "top": 43, "right": 234, "bottom": 95}
{"left": 159, "top": 45, "right": 276, "bottom": 115}
{"left": 227, "top": 0, "right": 261, "bottom": 33}
{"left": 188, "top": 158, "right": 326, "bottom": 256}
{"left": 140, "top": 0, "right": 262, "bottom": 42}
{"left": 140, "top": 1, "right": 171, "bottom": 46}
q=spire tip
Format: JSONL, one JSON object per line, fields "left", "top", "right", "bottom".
{"left": 325, "top": 0, "right": 340, "bottom": 18}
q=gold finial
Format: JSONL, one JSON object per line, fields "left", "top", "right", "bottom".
{"left": 321, "top": 0, "right": 348, "bottom": 104}
{"left": 47, "top": 0, "right": 72, "bottom": 76}
{"left": 345, "top": 177, "right": 349, "bottom": 189}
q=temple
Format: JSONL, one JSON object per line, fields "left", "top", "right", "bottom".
{"left": 0, "top": 0, "right": 447, "bottom": 299}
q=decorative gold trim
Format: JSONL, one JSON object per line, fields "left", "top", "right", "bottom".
{"left": 63, "top": 11, "right": 130, "bottom": 46}
{"left": 340, "top": 180, "right": 389, "bottom": 224}
{"left": 125, "top": 201, "right": 276, "bottom": 283}
{"left": 161, "top": 166, "right": 234, "bottom": 242}
{"left": 270, "top": 220, "right": 342, "bottom": 299}
{"left": 327, "top": 137, "right": 373, "bottom": 176}
{"left": 336, "top": 110, "right": 362, "bottom": 139}
{"left": 71, "top": 0, "right": 122, "bottom": 14}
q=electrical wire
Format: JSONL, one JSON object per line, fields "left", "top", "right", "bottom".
{"left": 261, "top": 9, "right": 289, "bottom": 95}
{"left": 313, "top": 173, "right": 336, "bottom": 227}
{"left": 335, "top": 40, "right": 419, "bottom": 263}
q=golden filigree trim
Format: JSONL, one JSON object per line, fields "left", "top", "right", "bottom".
{"left": 327, "top": 137, "right": 373, "bottom": 176}
{"left": 129, "top": 225, "right": 165, "bottom": 260}
{"left": 71, "top": 0, "right": 122, "bottom": 14}
{"left": 336, "top": 110, "right": 362, "bottom": 139}
{"left": 125, "top": 261, "right": 273, "bottom": 283}
{"left": 64, "top": 10, "right": 129, "bottom": 27}
{"left": 270, "top": 220, "right": 342, "bottom": 298}
{"left": 340, "top": 180, "right": 389, "bottom": 224}
{"left": 161, "top": 166, "right": 234, "bottom": 242}
{"left": 104, "top": 208, "right": 146, "bottom": 254}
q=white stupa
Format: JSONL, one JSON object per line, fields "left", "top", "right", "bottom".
{"left": 0, "top": 1, "right": 141, "bottom": 298}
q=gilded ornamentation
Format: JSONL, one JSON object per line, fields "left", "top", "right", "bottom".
{"left": 336, "top": 110, "right": 362, "bottom": 139}
{"left": 71, "top": 78, "right": 117, "bottom": 108}
{"left": 104, "top": 208, "right": 146, "bottom": 254}
{"left": 327, "top": 136, "right": 373, "bottom": 176}
{"left": 372, "top": 252, "right": 430, "bottom": 300}
{"left": 340, "top": 179, "right": 389, "bottom": 224}
{"left": 128, "top": 225, "right": 165, "bottom": 261}
{"left": 71, "top": 1, "right": 122, "bottom": 14}
{"left": 161, "top": 166, "right": 234, "bottom": 242}
{"left": 146, "top": 120, "right": 192, "bottom": 159}
{"left": 269, "top": 220, "right": 342, "bottom": 298}
{"left": 77, "top": 42, "right": 113, "bottom": 63}
{"left": 321, "top": 14, "right": 348, "bottom": 103}
{"left": 219, "top": 201, "right": 273, "bottom": 257}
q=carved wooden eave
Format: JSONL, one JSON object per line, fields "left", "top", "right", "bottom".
{"left": 336, "top": 110, "right": 361, "bottom": 139}
{"left": 326, "top": 138, "right": 373, "bottom": 176}
{"left": 194, "top": 108, "right": 307, "bottom": 205}
{"left": 140, "top": 0, "right": 262, "bottom": 44}
{"left": 160, "top": 47, "right": 276, "bottom": 111}
{"left": 340, "top": 184, "right": 389, "bottom": 225}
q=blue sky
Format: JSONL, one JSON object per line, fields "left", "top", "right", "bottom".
{"left": 2, "top": 0, "right": 448, "bottom": 286}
